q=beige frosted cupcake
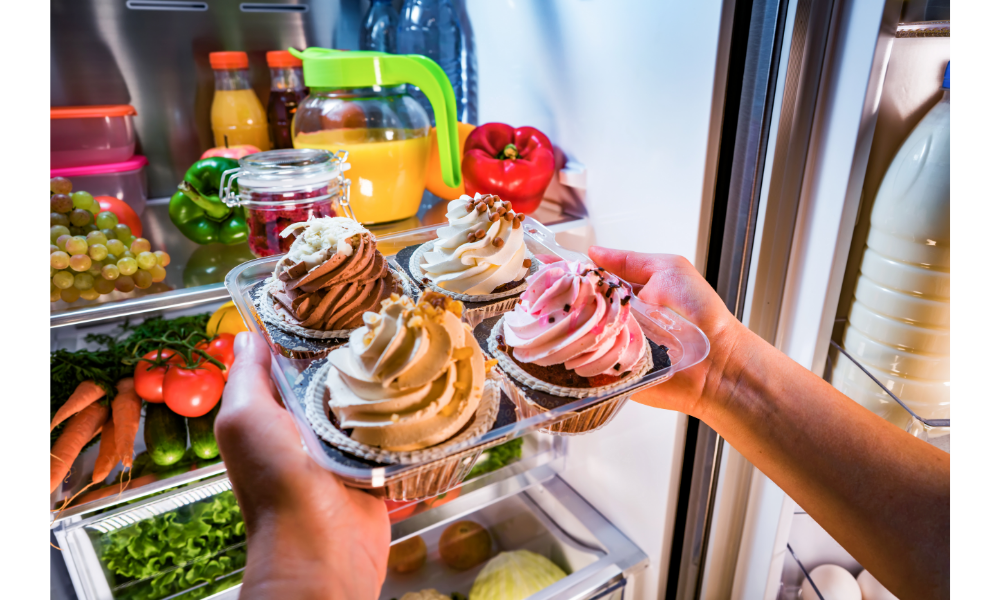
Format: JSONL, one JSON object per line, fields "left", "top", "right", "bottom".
{"left": 305, "top": 291, "right": 500, "bottom": 466}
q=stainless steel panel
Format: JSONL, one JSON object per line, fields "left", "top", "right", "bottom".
{"left": 51, "top": 0, "right": 353, "bottom": 198}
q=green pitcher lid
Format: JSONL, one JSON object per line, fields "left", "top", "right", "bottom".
{"left": 289, "top": 48, "right": 461, "bottom": 188}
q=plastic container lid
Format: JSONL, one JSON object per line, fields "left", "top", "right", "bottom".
{"left": 210, "top": 51, "right": 249, "bottom": 70}
{"left": 51, "top": 105, "right": 137, "bottom": 120}
{"left": 267, "top": 50, "right": 302, "bottom": 68}
{"left": 50, "top": 155, "right": 148, "bottom": 178}
{"left": 943, "top": 61, "right": 950, "bottom": 89}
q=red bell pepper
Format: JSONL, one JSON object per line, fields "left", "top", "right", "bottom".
{"left": 461, "top": 123, "right": 556, "bottom": 214}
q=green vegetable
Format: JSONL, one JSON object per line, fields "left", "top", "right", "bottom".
{"left": 168, "top": 157, "right": 248, "bottom": 246}
{"left": 469, "top": 550, "right": 567, "bottom": 600}
{"left": 144, "top": 404, "right": 188, "bottom": 467}
{"left": 98, "top": 489, "right": 246, "bottom": 600}
{"left": 188, "top": 405, "right": 221, "bottom": 459}
{"left": 465, "top": 438, "right": 523, "bottom": 480}
{"left": 50, "top": 314, "right": 212, "bottom": 451}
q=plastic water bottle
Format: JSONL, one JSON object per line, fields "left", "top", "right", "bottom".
{"left": 397, "top": 0, "right": 477, "bottom": 124}
{"left": 360, "top": 0, "right": 398, "bottom": 53}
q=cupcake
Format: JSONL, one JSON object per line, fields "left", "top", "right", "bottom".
{"left": 488, "top": 260, "right": 653, "bottom": 434}
{"left": 404, "top": 193, "right": 538, "bottom": 326}
{"left": 260, "top": 217, "right": 405, "bottom": 347}
{"left": 307, "top": 291, "right": 500, "bottom": 458}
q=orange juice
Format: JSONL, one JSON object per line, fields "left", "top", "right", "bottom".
{"left": 211, "top": 89, "right": 272, "bottom": 150}
{"left": 293, "top": 128, "right": 430, "bottom": 223}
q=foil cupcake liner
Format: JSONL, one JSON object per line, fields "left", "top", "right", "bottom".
{"left": 374, "top": 446, "right": 488, "bottom": 501}
{"left": 257, "top": 267, "right": 413, "bottom": 341}
{"left": 409, "top": 241, "right": 541, "bottom": 302}
{"left": 304, "top": 361, "right": 502, "bottom": 465}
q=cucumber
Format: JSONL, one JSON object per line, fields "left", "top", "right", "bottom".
{"left": 144, "top": 404, "right": 188, "bottom": 466}
{"left": 188, "top": 404, "right": 221, "bottom": 459}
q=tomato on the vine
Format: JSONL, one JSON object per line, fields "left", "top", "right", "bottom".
{"left": 163, "top": 361, "right": 225, "bottom": 417}
{"left": 196, "top": 333, "right": 235, "bottom": 381}
{"left": 133, "top": 349, "right": 178, "bottom": 402}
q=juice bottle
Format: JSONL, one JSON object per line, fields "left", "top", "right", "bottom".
{"left": 209, "top": 52, "right": 271, "bottom": 151}
{"left": 293, "top": 127, "right": 430, "bottom": 224}
{"left": 266, "top": 51, "right": 309, "bottom": 150}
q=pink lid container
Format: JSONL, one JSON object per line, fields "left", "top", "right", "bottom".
{"left": 50, "top": 105, "right": 137, "bottom": 169}
{"left": 51, "top": 156, "right": 149, "bottom": 216}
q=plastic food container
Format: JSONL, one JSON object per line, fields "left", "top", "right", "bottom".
{"left": 50, "top": 155, "right": 149, "bottom": 216}
{"left": 50, "top": 105, "right": 137, "bottom": 169}
{"left": 221, "top": 148, "right": 350, "bottom": 257}
{"left": 225, "top": 218, "right": 710, "bottom": 500}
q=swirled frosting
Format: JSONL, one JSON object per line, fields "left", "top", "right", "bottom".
{"left": 271, "top": 217, "right": 400, "bottom": 330}
{"left": 326, "top": 292, "right": 486, "bottom": 451}
{"left": 502, "top": 261, "right": 645, "bottom": 378}
{"left": 420, "top": 193, "right": 531, "bottom": 295}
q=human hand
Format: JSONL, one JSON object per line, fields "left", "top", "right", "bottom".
{"left": 215, "top": 332, "right": 390, "bottom": 600}
{"left": 588, "top": 246, "right": 747, "bottom": 419}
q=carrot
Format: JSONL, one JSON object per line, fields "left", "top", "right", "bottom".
{"left": 112, "top": 378, "right": 141, "bottom": 468}
{"left": 50, "top": 403, "right": 109, "bottom": 493}
{"left": 50, "top": 380, "right": 105, "bottom": 432}
{"left": 92, "top": 415, "right": 118, "bottom": 483}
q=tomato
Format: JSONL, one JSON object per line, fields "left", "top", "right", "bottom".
{"left": 385, "top": 499, "right": 419, "bottom": 523}
{"left": 133, "top": 349, "right": 177, "bottom": 402}
{"left": 196, "top": 333, "right": 235, "bottom": 380}
{"left": 163, "top": 361, "right": 225, "bottom": 417}
{"left": 96, "top": 196, "right": 143, "bottom": 237}
{"left": 200, "top": 145, "right": 260, "bottom": 160}
{"left": 422, "top": 487, "right": 461, "bottom": 509}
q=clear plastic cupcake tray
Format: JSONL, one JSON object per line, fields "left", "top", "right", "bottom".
{"left": 225, "top": 218, "right": 710, "bottom": 499}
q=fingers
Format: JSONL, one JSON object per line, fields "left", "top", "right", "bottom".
{"left": 588, "top": 246, "right": 690, "bottom": 286}
{"left": 216, "top": 332, "right": 300, "bottom": 462}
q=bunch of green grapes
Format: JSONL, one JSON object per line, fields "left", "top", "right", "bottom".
{"left": 50, "top": 177, "right": 171, "bottom": 303}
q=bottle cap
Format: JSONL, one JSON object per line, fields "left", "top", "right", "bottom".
{"left": 210, "top": 51, "right": 249, "bottom": 70}
{"left": 943, "top": 61, "right": 950, "bottom": 89}
{"left": 267, "top": 50, "right": 303, "bottom": 68}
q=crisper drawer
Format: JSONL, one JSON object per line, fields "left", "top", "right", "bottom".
{"left": 381, "top": 476, "right": 647, "bottom": 600}
{"left": 54, "top": 475, "right": 646, "bottom": 600}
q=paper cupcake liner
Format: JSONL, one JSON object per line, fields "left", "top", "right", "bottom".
{"left": 505, "top": 380, "right": 632, "bottom": 436}
{"left": 487, "top": 316, "right": 654, "bottom": 398}
{"left": 409, "top": 241, "right": 541, "bottom": 302}
{"left": 257, "top": 267, "right": 412, "bottom": 341}
{"left": 304, "top": 361, "right": 501, "bottom": 465}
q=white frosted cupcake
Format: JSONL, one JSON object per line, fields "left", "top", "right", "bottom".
{"left": 411, "top": 193, "right": 537, "bottom": 302}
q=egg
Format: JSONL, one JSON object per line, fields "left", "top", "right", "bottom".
{"left": 801, "top": 564, "right": 862, "bottom": 600}
{"left": 857, "top": 569, "right": 899, "bottom": 600}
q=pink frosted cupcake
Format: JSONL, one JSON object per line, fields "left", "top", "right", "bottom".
{"left": 488, "top": 260, "right": 653, "bottom": 433}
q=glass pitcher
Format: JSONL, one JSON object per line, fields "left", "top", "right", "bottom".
{"left": 289, "top": 49, "right": 461, "bottom": 225}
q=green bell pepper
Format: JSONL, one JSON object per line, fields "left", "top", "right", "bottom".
{"left": 168, "top": 157, "right": 249, "bottom": 245}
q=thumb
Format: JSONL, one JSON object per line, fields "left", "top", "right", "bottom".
{"left": 588, "top": 246, "right": 681, "bottom": 287}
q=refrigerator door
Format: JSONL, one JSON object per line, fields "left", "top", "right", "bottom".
{"left": 694, "top": 0, "right": 927, "bottom": 598}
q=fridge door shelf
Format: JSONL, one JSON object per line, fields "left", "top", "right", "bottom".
{"left": 224, "top": 218, "right": 710, "bottom": 496}
{"left": 826, "top": 339, "right": 950, "bottom": 445}
{"left": 55, "top": 473, "right": 646, "bottom": 600}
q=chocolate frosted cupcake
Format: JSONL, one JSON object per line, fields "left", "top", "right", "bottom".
{"left": 489, "top": 260, "right": 653, "bottom": 434}
{"left": 264, "top": 217, "right": 404, "bottom": 337}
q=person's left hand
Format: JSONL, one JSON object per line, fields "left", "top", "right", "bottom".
{"left": 215, "top": 332, "right": 390, "bottom": 600}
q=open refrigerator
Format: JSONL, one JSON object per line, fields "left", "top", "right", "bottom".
{"left": 49, "top": 1, "right": 948, "bottom": 599}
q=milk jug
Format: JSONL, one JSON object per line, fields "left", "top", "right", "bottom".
{"left": 832, "top": 63, "right": 950, "bottom": 430}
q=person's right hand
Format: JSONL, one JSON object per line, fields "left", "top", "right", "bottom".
{"left": 588, "top": 246, "right": 746, "bottom": 419}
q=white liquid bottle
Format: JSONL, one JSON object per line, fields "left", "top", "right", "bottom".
{"left": 833, "top": 63, "right": 950, "bottom": 430}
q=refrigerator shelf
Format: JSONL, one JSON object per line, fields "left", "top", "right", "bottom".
{"left": 224, "top": 218, "right": 710, "bottom": 498}
{"left": 827, "top": 339, "right": 950, "bottom": 449}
